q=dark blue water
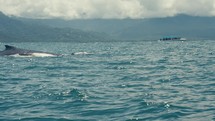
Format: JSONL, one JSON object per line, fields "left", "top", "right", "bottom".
{"left": 0, "top": 40, "right": 215, "bottom": 121}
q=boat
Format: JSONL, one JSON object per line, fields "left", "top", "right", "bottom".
{"left": 159, "top": 36, "right": 186, "bottom": 41}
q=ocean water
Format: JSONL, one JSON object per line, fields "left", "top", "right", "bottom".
{"left": 0, "top": 40, "right": 214, "bottom": 121}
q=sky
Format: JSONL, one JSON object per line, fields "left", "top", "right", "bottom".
{"left": 0, "top": 0, "right": 215, "bottom": 19}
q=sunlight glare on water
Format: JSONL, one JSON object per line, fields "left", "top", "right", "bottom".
{"left": 0, "top": 40, "right": 215, "bottom": 121}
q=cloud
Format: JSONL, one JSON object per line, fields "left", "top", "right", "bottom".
{"left": 0, "top": 0, "right": 215, "bottom": 19}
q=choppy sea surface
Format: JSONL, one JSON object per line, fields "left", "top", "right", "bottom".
{"left": 0, "top": 40, "right": 214, "bottom": 121}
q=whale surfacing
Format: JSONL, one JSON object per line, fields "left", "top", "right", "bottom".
{"left": 0, "top": 45, "right": 60, "bottom": 57}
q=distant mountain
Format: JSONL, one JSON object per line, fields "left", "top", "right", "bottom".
{"left": 19, "top": 14, "right": 215, "bottom": 40}
{"left": 0, "top": 12, "right": 112, "bottom": 42}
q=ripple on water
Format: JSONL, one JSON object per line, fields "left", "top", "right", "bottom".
{"left": 0, "top": 41, "right": 215, "bottom": 121}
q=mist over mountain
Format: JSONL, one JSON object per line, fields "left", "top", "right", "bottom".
{"left": 1, "top": 10, "right": 215, "bottom": 42}
{"left": 19, "top": 14, "right": 215, "bottom": 40}
{"left": 0, "top": 12, "right": 111, "bottom": 42}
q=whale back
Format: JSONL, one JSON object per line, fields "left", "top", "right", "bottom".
{"left": 0, "top": 45, "right": 60, "bottom": 57}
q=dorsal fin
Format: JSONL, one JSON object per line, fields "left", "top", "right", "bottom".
{"left": 5, "top": 45, "right": 16, "bottom": 50}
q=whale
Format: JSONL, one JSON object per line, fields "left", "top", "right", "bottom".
{"left": 0, "top": 45, "right": 60, "bottom": 57}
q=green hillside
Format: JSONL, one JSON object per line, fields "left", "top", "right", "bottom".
{"left": 21, "top": 14, "right": 215, "bottom": 40}
{"left": 0, "top": 12, "right": 112, "bottom": 42}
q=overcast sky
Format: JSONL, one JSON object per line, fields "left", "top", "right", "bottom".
{"left": 0, "top": 0, "right": 215, "bottom": 19}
